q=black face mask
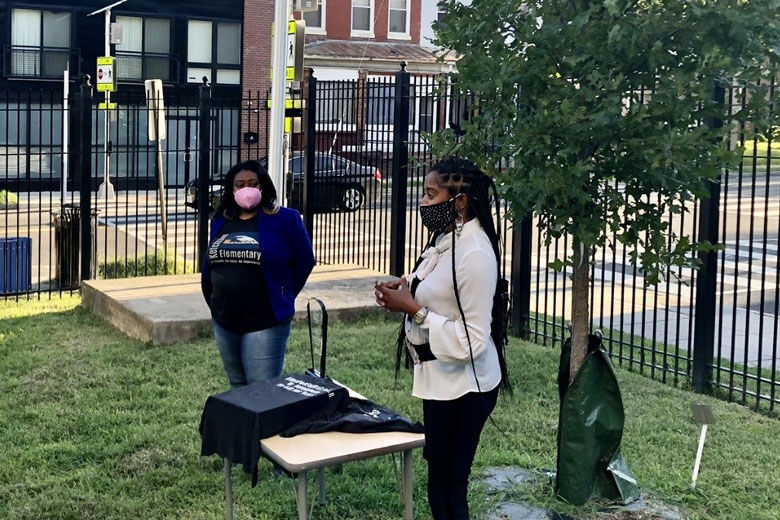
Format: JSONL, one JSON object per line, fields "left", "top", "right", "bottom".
{"left": 419, "top": 197, "right": 456, "bottom": 234}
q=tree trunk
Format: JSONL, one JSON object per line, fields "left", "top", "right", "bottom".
{"left": 569, "top": 238, "right": 590, "bottom": 384}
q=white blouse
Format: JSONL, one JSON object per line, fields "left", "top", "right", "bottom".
{"left": 405, "top": 218, "right": 502, "bottom": 401}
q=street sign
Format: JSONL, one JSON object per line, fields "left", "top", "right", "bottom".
{"left": 271, "top": 20, "right": 305, "bottom": 82}
{"left": 144, "top": 79, "right": 166, "bottom": 141}
{"left": 96, "top": 56, "right": 116, "bottom": 92}
{"left": 98, "top": 102, "right": 117, "bottom": 110}
{"left": 266, "top": 98, "right": 304, "bottom": 109}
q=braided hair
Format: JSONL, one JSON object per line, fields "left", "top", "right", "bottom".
{"left": 395, "top": 157, "right": 511, "bottom": 393}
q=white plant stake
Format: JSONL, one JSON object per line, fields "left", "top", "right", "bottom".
{"left": 690, "top": 403, "right": 715, "bottom": 489}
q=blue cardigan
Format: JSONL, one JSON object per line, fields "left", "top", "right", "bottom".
{"left": 201, "top": 207, "right": 316, "bottom": 323}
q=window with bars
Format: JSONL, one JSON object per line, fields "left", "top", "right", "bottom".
{"left": 187, "top": 20, "right": 241, "bottom": 85}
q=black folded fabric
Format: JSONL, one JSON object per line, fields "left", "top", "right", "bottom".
{"left": 199, "top": 373, "right": 349, "bottom": 486}
{"left": 281, "top": 397, "right": 424, "bottom": 437}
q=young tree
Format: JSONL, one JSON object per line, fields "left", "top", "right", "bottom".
{"left": 432, "top": 0, "right": 779, "bottom": 380}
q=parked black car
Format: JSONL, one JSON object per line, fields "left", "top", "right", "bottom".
{"left": 185, "top": 152, "right": 382, "bottom": 213}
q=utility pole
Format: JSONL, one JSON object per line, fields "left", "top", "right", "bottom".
{"left": 88, "top": 0, "right": 127, "bottom": 200}
{"left": 269, "top": 0, "right": 292, "bottom": 199}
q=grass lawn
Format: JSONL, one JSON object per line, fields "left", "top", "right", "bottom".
{"left": 1, "top": 297, "right": 779, "bottom": 520}
{"left": 741, "top": 140, "right": 779, "bottom": 167}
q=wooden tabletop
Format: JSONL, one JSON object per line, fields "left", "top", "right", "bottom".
{"left": 261, "top": 430, "right": 426, "bottom": 473}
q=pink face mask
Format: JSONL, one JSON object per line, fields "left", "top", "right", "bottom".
{"left": 234, "top": 187, "right": 263, "bottom": 210}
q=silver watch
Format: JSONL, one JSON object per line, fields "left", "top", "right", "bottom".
{"left": 413, "top": 306, "right": 429, "bottom": 325}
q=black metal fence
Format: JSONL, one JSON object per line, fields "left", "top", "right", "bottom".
{"left": 1, "top": 69, "right": 777, "bottom": 413}
{"left": 523, "top": 78, "right": 779, "bottom": 412}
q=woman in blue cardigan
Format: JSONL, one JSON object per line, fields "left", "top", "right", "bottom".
{"left": 201, "top": 160, "right": 315, "bottom": 387}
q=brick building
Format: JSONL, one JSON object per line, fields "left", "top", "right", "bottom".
{"left": 240, "top": 0, "right": 451, "bottom": 91}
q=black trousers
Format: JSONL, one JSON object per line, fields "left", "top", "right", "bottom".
{"left": 422, "top": 387, "right": 499, "bottom": 520}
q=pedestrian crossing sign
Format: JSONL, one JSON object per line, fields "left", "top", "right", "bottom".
{"left": 96, "top": 56, "right": 116, "bottom": 92}
{"left": 271, "top": 20, "right": 305, "bottom": 82}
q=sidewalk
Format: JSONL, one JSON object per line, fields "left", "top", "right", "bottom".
{"left": 82, "top": 263, "right": 397, "bottom": 345}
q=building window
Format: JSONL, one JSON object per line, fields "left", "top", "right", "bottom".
{"left": 418, "top": 96, "right": 435, "bottom": 133}
{"left": 388, "top": 0, "right": 409, "bottom": 38}
{"left": 367, "top": 83, "right": 414, "bottom": 125}
{"left": 437, "top": 7, "right": 447, "bottom": 23}
{"left": 302, "top": 0, "right": 326, "bottom": 34}
{"left": 187, "top": 20, "right": 241, "bottom": 85}
{"left": 9, "top": 8, "right": 71, "bottom": 78}
{"left": 316, "top": 81, "right": 354, "bottom": 124}
{"left": 115, "top": 16, "right": 172, "bottom": 82}
{"left": 351, "top": 0, "right": 373, "bottom": 36}
{"left": 0, "top": 101, "right": 64, "bottom": 180}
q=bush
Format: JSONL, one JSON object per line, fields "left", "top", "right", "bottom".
{"left": 0, "top": 190, "right": 19, "bottom": 207}
{"left": 99, "top": 251, "right": 195, "bottom": 279}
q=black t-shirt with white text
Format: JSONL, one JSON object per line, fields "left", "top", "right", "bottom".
{"left": 208, "top": 215, "right": 279, "bottom": 333}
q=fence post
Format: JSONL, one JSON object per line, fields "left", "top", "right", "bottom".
{"left": 78, "top": 75, "right": 93, "bottom": 283}
{"left": 390, "top": 62, "right": 411, "bottom": 277}
{"left": 197, "top": 78, "right": 212, "bottom": 270}
{"left": 304, "top": 68, "right": 317, "bottom": 240}
{"left": 510, "top": 214, "right": 533, "bottom": 338}
{"left": 692, "top": 83, "right": 726, "bottom": 393}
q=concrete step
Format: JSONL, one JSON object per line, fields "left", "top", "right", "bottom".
{"left": 82, "top": 263, "right": 397, "bottom": 345}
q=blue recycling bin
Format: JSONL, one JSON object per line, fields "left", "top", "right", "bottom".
{"left": 0, "top": 237, "right": 32, "bottom": 294}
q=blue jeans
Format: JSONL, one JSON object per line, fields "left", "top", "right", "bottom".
{"left": 212, "top": 320, "right": 292, "bottom": 387}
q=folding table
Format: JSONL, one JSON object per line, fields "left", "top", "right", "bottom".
{"left": 221, "top": 387, "right": 425, "bottom": 520}
{"left": 220, "top": 298, "right": 425, "bottom": 519}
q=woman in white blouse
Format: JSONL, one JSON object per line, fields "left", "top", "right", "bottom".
{"left": 375, "top": 157, "right": 510, "bottom": 520}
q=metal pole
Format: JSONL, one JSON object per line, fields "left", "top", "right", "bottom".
{"left": 197, "top": 79, "right": 212, "bottom": 270}
{"left": 303, "top": 69, "right": 316, "bottom": 240}
{"left": 317, "top": 467, "right": 326, "bottom": 505}
{"left": 62, "top": 66, "right": 69, "bottom": 205}
{"left": 510, "top": 215, "right": 533, "bottom": 338}
{"left": 269, "top": 0, "right": 291, "bottom": 196}
{"left": 223, "top": 458, "right": 233, "bottom": 520}
{"left": 97, "top": 8, "right": 115, "bottom": 199}
{"left": 692, "top": 83, "right": 725, "bottom": 393}
{"left": 282, "top": 133, "right": 290, "bottom": 207}
{"left": 390, "top": 62, "right": 410, "bottom": 277}
{"left": 153, "top": 89, "right": 167, "bottom": 251}
{"left": 403, "top": 450, "right": 413, "bottom": 520}
{"left": 79, "top": 76, "right": 94, "bottom": 283}
{"left": 296, "top": 471, "right": 308, "bottom": 520}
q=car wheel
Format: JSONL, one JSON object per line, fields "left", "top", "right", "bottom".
{"left": 338, "top": 184, "right": 365, "bottom": 212}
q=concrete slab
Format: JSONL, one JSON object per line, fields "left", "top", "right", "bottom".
{"left": 82, "top": 264, "right": 397, "bottom": 345}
